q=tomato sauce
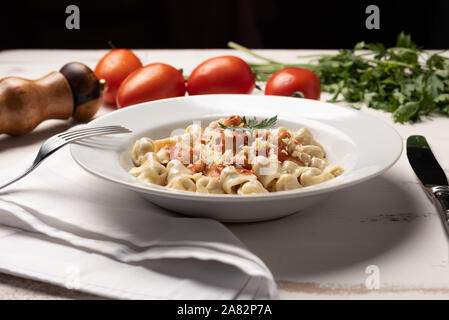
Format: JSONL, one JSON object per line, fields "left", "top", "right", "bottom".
{"left": 205, "top": 163, "right": 226, "bottom": 178}
{"left": 255, "top": 130, "right": 269, "bottom": 141}
{"left": 187, "top": 161, "right": 204, "bottom": 173}
{"left": 276, "top": 148, "right": 305, "bottom": 166}
{"left": 223, "top": 115, "right": 242, "bottom": 127}
{"left": 232, "top": 131, "right": 249, "bottom": 155}
{"left": 163, "top": 143, "right": 194, "bottom": 164}
{"left": 237, "top": 168, "right": 254, "bottom": 175}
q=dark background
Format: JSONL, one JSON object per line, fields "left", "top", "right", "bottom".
{"left": 1, "top": 0, "right": 448, "bottom": 50}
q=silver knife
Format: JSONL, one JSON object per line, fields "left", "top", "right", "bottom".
{"left": 407, "top": 135, "right": 449, "bottom": 236}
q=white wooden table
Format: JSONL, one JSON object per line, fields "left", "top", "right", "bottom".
{"left": 1, "top": 49, "right": 448, "bottom": 299}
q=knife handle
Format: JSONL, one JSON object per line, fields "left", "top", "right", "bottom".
{"left": 430, "top": 186, "right": 449, "bottom": 230}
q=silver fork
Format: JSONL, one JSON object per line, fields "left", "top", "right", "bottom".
{"left": 0, "top": 125, "right": 131, "bottom": 191}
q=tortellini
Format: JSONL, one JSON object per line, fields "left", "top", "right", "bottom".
{"left": 129, "top": 152, "right": 167, "bottom": 186}
{"left": 166, "top": 160, "right": 193, "bottom": 183}
{"left": 196, "top": 177, "right": 224, "bottom": 194}
{"left": 274, "top": 174, "right": 302, "bottom": 191}
{"left": 220, "top": 166, "right": 258, "bottom": 194}
{"left": 132, "top": 137, "right": 155, "bottom": 166}
{"left": 294, "top": 128, "right": 314, "bottom": 145}
{"left": 300, "top": 167, "right": 334, "bottom": 187}
{"left": 310, "top": 157, "right": 328, "bottom": 170}
{"left": 252, "top": 156, "right": 281, "bottom": 189}
{"left": 238, "top": 180, "right": 268, "bottom": 195}
{"left": 129, "top": 116, "right": 343, "bottom": 194}
{"left": 167, "top": 175, "right": 196, "bottom": 192}
{"left": 293, "top": 145, "right": 324, "bottom": 159}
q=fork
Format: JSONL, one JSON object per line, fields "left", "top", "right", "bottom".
{"left": 0, "top": 125, "right": 131, "bottom": 191}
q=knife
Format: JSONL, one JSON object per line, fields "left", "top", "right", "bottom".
{"left": 407, "top": 135, "right": 449, "bottom": 236}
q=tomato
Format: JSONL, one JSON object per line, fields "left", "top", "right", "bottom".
{"left": 187, "top": 56, "right": 255, "bottom": 95}
{"left": 94, "top": 49, "right": 142, "bottom": 106}
{"left": 265, "top": 67, "right": 321, "bottom": 100}
{"left": 117, "top": 63, "right": 186, "bottom": 108}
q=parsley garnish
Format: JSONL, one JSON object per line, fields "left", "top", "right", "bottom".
{"left": 228, "top": 33, "right": 449, "bottom": 123}
{"left": 219, "top": 115, "right": 277, "bottom": 131}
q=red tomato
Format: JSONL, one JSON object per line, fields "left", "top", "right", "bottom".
{"left": 94, "top": 49, "right": 142, "bottom": 106}
{"left": 187, "top": 56, "right": 255, "bottom": 95}
{"left": 265, "top": 67, "right": 321, "bottom": 100}
{"left": 117, "top": 63, "right": 186, "bottom": 108}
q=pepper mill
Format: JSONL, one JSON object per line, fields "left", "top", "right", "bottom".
{"left": 0, "top": 62, "right": 104, "bottom": 136}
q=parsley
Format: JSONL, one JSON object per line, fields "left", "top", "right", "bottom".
{"left": 219, "top": 115, "right": 277, "bottom": 131}
{"left": 228, "top": 33, "right": 449, "bottom": 123}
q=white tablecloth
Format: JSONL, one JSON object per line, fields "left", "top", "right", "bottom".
{"left": 1, "top": 49, "right": 449, "bottom": 299}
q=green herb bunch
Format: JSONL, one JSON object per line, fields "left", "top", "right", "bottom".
{"left": 228, "top": 33, "right": 449, "bottom": 123}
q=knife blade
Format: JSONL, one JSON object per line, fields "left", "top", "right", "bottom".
{"left": 407, "top": 135, "right": 449, "bottom": 236}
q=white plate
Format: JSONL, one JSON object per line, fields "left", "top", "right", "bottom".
{"left": 71, "top": 94, "right": 402, "bottom": 222}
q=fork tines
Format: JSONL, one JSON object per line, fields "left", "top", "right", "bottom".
{"left": 58, "top": 125, "right": 131, "bottom": 141}
{"left": 59, "top": 125, "right": 130, "bottom": 138}
{"left": 43, "top": 126, "right": 131, "bottom": 147}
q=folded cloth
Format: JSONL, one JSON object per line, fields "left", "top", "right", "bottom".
{"left": 0, "top": 147, "right": 277, "bottom": 299}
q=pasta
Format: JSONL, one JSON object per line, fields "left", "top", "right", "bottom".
{"left": 220, "top": 166, "right": 257, "bottom": 194}
{"left": 129, "top": 152, "right": 167, "bottom": 186}
{"left": 129, "top": 115, "right": 343, "bottom": 194}
{"left": 196, "top": 177, "right": 224, "bottom": 194}
{"left": 132, "top": 137, "right": 155, "bottom": 166}
{"left": 274, "top": 174, "right": 302, "bottom": 191}
{"left": 167, "top": 175, "right": 196, "bottom": 192}
{"left": 166, "top": 159, "right": 193, "bottom": 183}
{"left": 252, "top": 156, "right": 281, "bottom": 189}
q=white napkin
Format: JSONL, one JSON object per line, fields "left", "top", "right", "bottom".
{"left": 0, "top": 147, "right": 277, "bottom": 299}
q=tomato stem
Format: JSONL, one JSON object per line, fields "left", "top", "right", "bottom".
{"left": 108, "top": 41, "right": 117, "bottom": 49}
{"left": 227, "top": 41, "right": 285, "bottom": 65}
{"left": 291, "top": 91, "right": 305, "bottom": 98}
{"left": 228, "top": 42, "right": 324, "bottom": 82}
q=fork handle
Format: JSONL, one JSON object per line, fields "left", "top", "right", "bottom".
{"left": 429, "top": 186, "right": 449, "bottom": 236}
{"left": 0, "top": 164, "right": 38, "bottom": 191}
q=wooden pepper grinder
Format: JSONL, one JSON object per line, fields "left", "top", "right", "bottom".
{"left": 0, "top": 62, "right": 104, "bottom": 136}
